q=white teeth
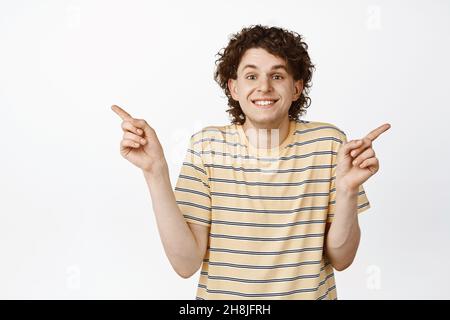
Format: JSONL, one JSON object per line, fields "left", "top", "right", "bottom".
{"left": 254, "top": 100, "right": 275, "bottom": 106}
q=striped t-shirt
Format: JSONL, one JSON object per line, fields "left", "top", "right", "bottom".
{"left": 174, "top": 119, "right": 370, "bottom": 300}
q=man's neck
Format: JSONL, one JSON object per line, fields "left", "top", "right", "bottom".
{"left": 242, "top": 117, "right": 290, "bottom": 149}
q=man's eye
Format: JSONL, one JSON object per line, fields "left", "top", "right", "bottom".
{"left": 245, "top": 75, "right": 283, "bottom": 80}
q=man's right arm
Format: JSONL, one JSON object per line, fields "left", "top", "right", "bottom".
{"left": 111, "top": 105, "right": 208, "bottom": 278}
{"left": 143, "top": 161, "right": 209, "bottom": 279}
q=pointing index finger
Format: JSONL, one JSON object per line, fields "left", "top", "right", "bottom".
{"left": 111, "top": 104, "right": 132, "bottom": 120}
{"left": 365, "top": 123, "right": 391, "bottom": 142}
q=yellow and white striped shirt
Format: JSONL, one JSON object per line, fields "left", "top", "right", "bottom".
{"left": 174, "top": 119, "right": 370, "bottom": 300}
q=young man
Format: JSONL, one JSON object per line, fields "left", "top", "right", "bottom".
{"left": 112, "top": 25, "right": 390, "bottom": 300}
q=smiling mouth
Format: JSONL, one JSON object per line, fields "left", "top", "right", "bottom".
{"left": 251, "top": 99, "right": 279, "bottom": 108}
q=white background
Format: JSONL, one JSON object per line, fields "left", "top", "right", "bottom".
{"left": 1, "top": 0, "right": 449, "bottom": 299}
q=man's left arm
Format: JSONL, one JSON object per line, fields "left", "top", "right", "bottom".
{"left": 325, "top": 123, "right": 391, "bottom": 271}
{"left": 325, "top": 187, "right": 360, "bottom": 271}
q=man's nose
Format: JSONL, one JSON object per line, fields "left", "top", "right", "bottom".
{"left": 257, "top": 77, "right": 272, "bottom": 92}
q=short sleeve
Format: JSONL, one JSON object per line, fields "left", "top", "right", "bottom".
{"left": 327, "top": 131, "right": 371, "bottom": 224}
{"left": 174, "top": 134, "right": 212, "bottom": 227}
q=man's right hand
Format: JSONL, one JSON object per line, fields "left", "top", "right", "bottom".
{"left": 111, "top": 104, "right": 166, "bottom": 175}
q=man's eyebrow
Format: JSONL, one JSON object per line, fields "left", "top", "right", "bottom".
{"left": 242, "top": 64, "right": 288, "bottom": 72}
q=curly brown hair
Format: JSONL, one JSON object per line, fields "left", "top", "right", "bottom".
{"left": 214, "top": 24, "right": 315, "bottom": 125}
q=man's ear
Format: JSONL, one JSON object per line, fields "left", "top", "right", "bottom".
{"left": 228, "top": 79, "right": 239, "bottom": 101}
{"left": 293, "top": 79, "right": 304, "bottom": 101}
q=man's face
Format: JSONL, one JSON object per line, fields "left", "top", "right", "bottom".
{"left": 228, "top": 47, "right": 303, "bottom": 128}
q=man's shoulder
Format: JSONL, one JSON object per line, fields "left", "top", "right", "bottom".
{"left": 190, "top": 123, "right": 238, "bottom": 142}
{"left": 295, "top": 119, "right": 347, "bottom": 140}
